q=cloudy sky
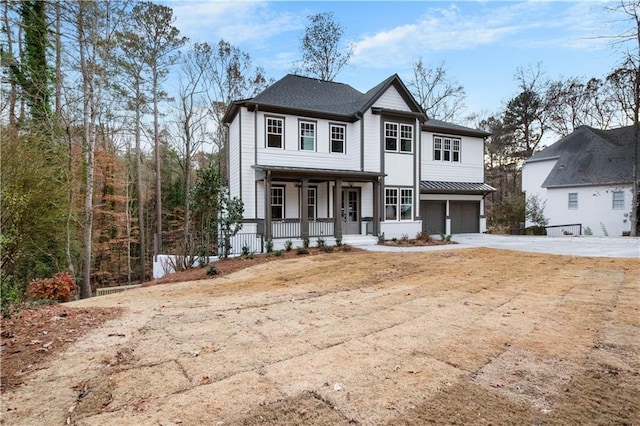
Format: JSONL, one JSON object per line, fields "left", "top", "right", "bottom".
{"left": 165, "top": 0, "right": 631, "bottom": 121}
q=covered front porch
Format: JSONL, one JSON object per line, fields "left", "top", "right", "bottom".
{"left": 253, "top": 165, "right": 384, "bottom": 241}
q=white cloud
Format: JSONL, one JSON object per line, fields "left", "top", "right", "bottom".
{"left": 168, "top": 1, "right": 302, "bottom": 46}
{"left": 350, "top": 2, "right": 613, "bottom": 69}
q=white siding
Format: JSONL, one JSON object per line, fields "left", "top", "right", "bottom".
{"left": 380, "top": 221, "right": 422, "bottom": 239}
{"left": 421, "top": 132, "right": 485, "bottom": 182}
{"left": 385, "top": 153, "right": 414, "bottom": 186}
{"left": 255, "top": 111, "right": 361, "bottom": 171}
{"left": 373, "top": 86, "right": 411, "bottom": 111}
{"left": 361, "top": 183, "right": 373, "bottom": 217}
{"left": 362, "top": 110, "right": 381, "bottom": 172}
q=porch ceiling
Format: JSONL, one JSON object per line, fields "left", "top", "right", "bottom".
{"left": 253, "top": 164, "right": 384, "bottom": 182}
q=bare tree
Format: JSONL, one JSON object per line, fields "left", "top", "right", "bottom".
{"left": 408, "top": 59, "right": 466, "bottom": 122}
{"left": 293, "top": 12, "right": 353, "bottom": 81}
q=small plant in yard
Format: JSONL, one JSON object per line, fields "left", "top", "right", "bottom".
{"left": 302, "top": 236, "right": 310, "bottom": 249}
{"left": 600, "top": 222, "right": 609, "bottom": 237}
{"left": 400, "top": 233, "right": 409, "bottom": 243}
{"left": 335, "top": 235, "right": 342, "bottom": 246}
{"left": 267, "top": 250, "right": 283, "bottom": 257}
{"left": 416, "top": 232, "right": 432, "bottom": 243}
{"left": 377, "top": 233, "right": 385, "bottom": 244}
{"left": 265, "top": 238, "right": 274, "bottom": 253}
{"left": 284, "top": 240, "right": 293, "bottom": 252}
{"left": 206, "top": 265, "right": 218, "bottom": 276}
{"left": 296, "top": 246, "right": 309, "bottom": 255}
{"left": 316, "top": 237, "right": 326, "bottom": 248}
{"left": 246, "top": 251, "right": 255, "bottom": 260}
{"left": 241, "top": 244, "right": 250, "bottom": 256}
{"left": 340, "top": 244, "right": 352, "bottom": 252}
{"left": 584, "top": 226, "right": 593, "bottom": 236}
{"left": 26, "top": 272, "right": 76, "bottom": 302}
{"left": 322, "top": 245, "right": 334, "bottom": 253}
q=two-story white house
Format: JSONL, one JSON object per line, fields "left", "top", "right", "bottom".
{"left": 522, "top": 125, "right": 638, "bottom": 237}
{"left": 222, "top": 74, "right": 493, "bottom": 245}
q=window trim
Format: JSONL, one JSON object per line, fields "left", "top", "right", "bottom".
{"left": 568, "top": 192, "right": 578, "bottom": 210}
{"left": 384, "top": 121, "right": 414, "bottom": 153}
{"left": 271, "top": 186, "right": 285, "bottom": 220}
{"left": 433, "top": 135, "right": 461, "bottom": 162}
{"left": 265, "top": 116, "right": 284, "bottom": 149}
{"left": 329, "top": 123, "right": 346, "bottom": 154}
{"left": 612, "top": 191, "right": 625, "bottom": 210}
{"left": 305, "top": 186, "right": 317, "bottom": 220}
{"left": 385, "top": 187, "right": 414, "bottom": 221}
{"left": 299, "top": 119, "right": 316, "bottom": 151}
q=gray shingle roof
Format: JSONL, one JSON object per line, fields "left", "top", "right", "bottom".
{"left": 420, "top": 181, "right": 496, "bottom": 194}
{"left": 422, "top": 119, "right": 491, "bottom": 138}
{"left": 525, "top": 125, "right": 639, "bottom": 187}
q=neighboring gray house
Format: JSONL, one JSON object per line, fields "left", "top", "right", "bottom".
{"left": 222, "top": 74, "right": 493, "bottom": 246}
{"left": 522, "top": 125, "right": 639, "bottom": 237}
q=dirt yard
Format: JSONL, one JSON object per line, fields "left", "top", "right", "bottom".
{"left": 1, "top": 247, "right": 639, "bottom": 425}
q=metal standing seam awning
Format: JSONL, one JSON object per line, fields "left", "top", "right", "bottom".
{"left": 252, "top": 165, "right": 385, "bottom": 182}
{"left": 420, "top": 181, "right": 496, "bottom": 196}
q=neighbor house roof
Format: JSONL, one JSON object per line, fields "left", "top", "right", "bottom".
{"left": 222, "top": 74, "right": 428, "bottom": 124}
{"left": 525, "top": 125, "right": 639, "bottom": 188}
{"left": 420, "top": 181, "right": 495, "bottom": 195}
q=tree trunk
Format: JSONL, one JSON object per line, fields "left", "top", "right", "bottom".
{"left": 135, "top": 83, "right": 146, "bottom": 282}
{"left": 153, "top": 68, "right": 162, "bottom": 253}
{"left": 3, "top": 2, "right": 17, "bottom": 125}
{"left": 54, "top": 1, "right": 62, "bottom": 116}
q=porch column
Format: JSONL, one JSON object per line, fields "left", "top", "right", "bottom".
{"left": 334, "top": 179, "right": 343, "bottom": 240}
{"left": 264, "top": 171, "right": 272, "bottom": 240}
{"left": 301, "top": 178, "right": 309, "bottom": 239}
{"left": 373, "top": 177, "right": 380, "bottom": 236}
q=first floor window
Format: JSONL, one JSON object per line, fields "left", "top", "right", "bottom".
{"left": 271, "top": 187, "right": 284, "bottom": 219}
{"left": 385, "top": 188, "right": 398, "bottom": 220}
{"left": 612, "top": 191, "right": 625, "bottom": 210}
{"left": 400, "top": 189, "right": 413, "bottom": 220}
{"left": 330, "top": 124, "right": 345, "bottom": 153}
{"left": 307, "top": 187, "right": 317, "bottom": 220}
{"left": 568, "top": 192, "right": 578, "bottom": 210}
{"left": 266, "top": 117, "right": 283, "bottom": 148}
{"left": 300, "top": 121, "right": 315, "bottom": 151}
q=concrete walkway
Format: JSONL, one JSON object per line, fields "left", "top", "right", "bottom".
{"left": 361, "top": 234, "right": 640, "bottom": 259}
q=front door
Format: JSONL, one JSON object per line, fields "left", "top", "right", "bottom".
{"left": 342, "top": 189, "right": 360, "bottom": 234}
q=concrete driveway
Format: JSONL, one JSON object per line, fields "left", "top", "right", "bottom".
{"left": 364, "top": 234, "right": 640, "bottom": 258}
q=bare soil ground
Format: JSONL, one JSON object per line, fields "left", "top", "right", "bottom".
{"left": 1, "top": 247, "right": 639, "bottom": 425}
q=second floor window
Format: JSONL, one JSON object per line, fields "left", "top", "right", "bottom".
{"left": 385, "top": 122, "right": 413, "bottom": 153}
{"left": 568, "top": 192, "right": 578, "bottom": 210}
{"left": 300, "top": 121, "right": 315, "bottom": 151}
{"left": 330, "top": 124, "right": 345, "bottom": 153}
{"left": 266, "top": 117, "right": 283, "bottom": 148}
{"left": 434, "top": 136, "right": 461, "bottom": 162}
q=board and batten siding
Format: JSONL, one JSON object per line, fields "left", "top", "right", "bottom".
{"left": 254, "top": 111, "right": 361, "bottom": 172}
{"left": 384, "top": 153, "right": 414, "bottom": 187}
{"left": 361, "top": 110, "right": 381, "bottom": 172}
{"left": 240, "top": 108, "right": 257, "bottom": 218}
{"left": 421, "top": 133, "right": 485, "bottom": 183}
{"left": 228, "top": 112, "right": 241, "bottom": 199}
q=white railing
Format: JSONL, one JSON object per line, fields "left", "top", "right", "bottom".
{"left": 310, "top": 220, "right": 334, "bottom": 237}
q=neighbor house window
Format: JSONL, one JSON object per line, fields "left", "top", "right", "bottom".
{"left": 299, "top": 121, "right": 315, "bottom": 151}
{"left": 612, "top": 191, "right": 625, "bottom": 210}
{"left": 266, "top": 117, "right": 283, "bottom": 148}
{"left": 433, "top": 136, "right": 461, "bottom": 162}
{"left": 330, "top": 124, "right": 345, "bottom": 154}
{"left": 385, "top": 123, "right": 398, "bottom": 151}
{"left": 400, "top": 189, "right": 413, "bottom": 220}
{"left": 271, "top": 187, "right": 284, "bottom": 220}
{"left": 307, "top": 187, "right": 317, "bottom": 220}
{"left": 385, "top": 188, "right": 398, "bottom": 220}
{"left": 568, "top": 192, "right": 578, "bottom": 210}
{"left": 385, "top": 122, "right": 413, "bottom": 152}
